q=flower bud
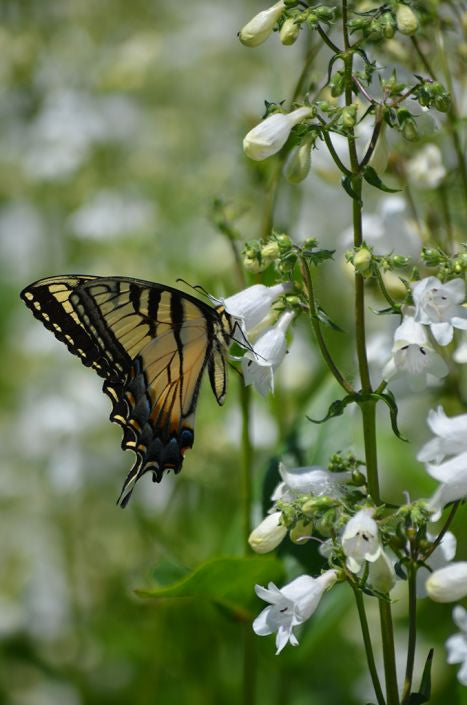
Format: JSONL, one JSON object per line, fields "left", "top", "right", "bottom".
{"left": 284, "top": 140, "right": 312, "bottom": 183}
{"left": 239, "top": 1, "right": 286, "bottom": 48}
{"left": 243, "top": 255, "right": 263, "bottom": 273}
{"left": 340, "top": 105, "right": 357, "bottom": 129}
{"left": 390, "top": 254, "right": 409, "bottom": 268}
{"left": 396, "top": 4, "right": 418, "bottom": 36}
{"left": 275, "top": 233, "right": 293, "bottom": 249}
{"left": 402, "top": 117, "right": 418, "bottom": 141}
{"left": 369, "top": 551, "right": 396, "bottom": 593}
{"left": 261, "top": 241, "right": 281, "bottom": 263}
{"left": 248, "top": 511, "right": 288, "bottom": 553}
{"left": 421, "top": 247, "right": 442, "bottom": 266}
{"left": 351, "top": 469, "right": 366, "bottom": 486}
{"left": 290, "top": 519, "right": 313, "bottom": 544}
{"left": 434, "top": 94, "right": 451, "bottom": 112}
{"left": 381, "top": 12, "right": 396, "bottom": 39}
{"left": 353, "top": 247, "right": 373, "bottom": 275}
{"left": 243, "top": 106, "right": 314, "bottom": 161}
{"left": 301, "top": 496, "right": 336, "bottom": 515}
{"left": 280, "top": 17, "right": 300, "bottom": 45}
{"left": 315, "top": 6, "right": 335, "bottom": 22}
{"left": 330, "top": 71, "right": 345, "bottom": 98}
{"left": 425, "top": 562, "right": 467, "bottom": 603}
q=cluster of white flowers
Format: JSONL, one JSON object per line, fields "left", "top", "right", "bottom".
{"left": 382, "top": 276, "right": 467, "bottom": 390}
{"left": 221, "top": 283, "right": 294, "bottom": 396}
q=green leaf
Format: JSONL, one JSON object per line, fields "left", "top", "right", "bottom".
{"left": 363, "top": 166, "right": 400, "bottom": 193}
{"left": 307, "top": 394, "right": 356, "bottom": 424}
{"left": 408, "top": 649, "right": 434, "bottom": 705}
{"left": 305, "top": 249, "right": 336, "bottom": 266}
{"left": 341, "top": 175, "right": 362, "bottom": 203}
{"left": 371, "top": 390, "right": 408, "bottom": 442}
{"left": 317, "top": 305, "right": 344, "bottom": 332}
{"left": 135, "top": 556, "right": 285, "bottom": 620}
{"left": 369, "top": 306, "right": 400, "bottom": 316}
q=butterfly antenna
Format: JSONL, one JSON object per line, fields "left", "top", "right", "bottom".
{"left": 176, "top": 278, "right": 212, "bottom": 299}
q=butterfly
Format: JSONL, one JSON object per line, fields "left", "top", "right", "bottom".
{"left": 20, "top": 275, "right": 237, "bottom": 506}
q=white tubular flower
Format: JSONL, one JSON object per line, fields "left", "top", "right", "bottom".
{"left": 426, "top": 452, "right": 467, "bottom": 520}
{"left": 242, "top": 311, "right": 294, "bottom": 396}
{"left": 253, "top": 570, "right": 337, "bottom": 654}
{"left": 417, "top": 406, "right": 467, "bottom": 464}
{"left": 369, "top": 550, "right": 396, "bottom": 594}
{"left": 416, "top": 531, "right": 457, "bottom": 597}
{"left": 412, "top": 276, "right": 467, "bottom": 346}
{"left": 406, "top": 144, "right": 446, "bottom": 189}
{"left": 243, "top": 107, "right": 314, "bottom": 161}
{"left": 342, "top": 507, "right": 381, "bottom": 573}
{"left": 382, "top": 314, "right": 448, "bottom": 391}
{"left": 223, "top": 282, "right": 291, "bottom": 333}
{"left": 454, "top": 339, "right": 467, "bottom": 364}
{"left": 425, "top": 562, "right": 467, "bottom": 603}
{"left": 248, "top": 511, "right": 287, "bottom": 553}
{"left": 272, "top": 462, "right": 351, "bottom": 503}
{"left": 238, "top": 1, "right": 285, "bottom": 48}
{"left": 446, "top": 606, "right": 467, "bottom": 685}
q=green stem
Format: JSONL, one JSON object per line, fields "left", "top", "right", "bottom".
{"left": 375, "top": 268, "right": 401, "bottom": 313}
{"left": 352, "top": 585, "right": 386, "bottom": 705}
{"left": 300, "top": 257, "right": 355, "bottom": 395}
{"left": 316, "top": 23, "right": 341, "bottom": 54}
{"left": 239, "top": 382, "right": 253, "bottom": 550}
{"left": 359, "top": 400, "right": 380, "bottom": 505}
{"left": 401, "top": 565, "right": 417, "bottom": 705}
{"left": 321, "top": 129, "right": 352, "bottom": 176}
{"left": 379, "top": 601, "right": 400, "bottom": 705}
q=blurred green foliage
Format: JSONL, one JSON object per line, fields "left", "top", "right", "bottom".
{"left": 0, "top": 1, "right": 466, "bottom": 704}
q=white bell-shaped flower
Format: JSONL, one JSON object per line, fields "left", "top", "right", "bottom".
{"left": 446, "top": 606, "right": 467, "bottom": 685}
{"left": 253, "top": 570, "right": 337, "bottom": 653}
{"left": 382, "top": 314, "right": 448, "bottom": 391}
{"left": 242, "top": 311, "right": 293, "bottom": 395}
{"left": 223, "top": 282, "right": 291, "bottom": 333}
{"left": 238, "top": 1, "right": 285, "bottom": 48}
{"left": 341, "top": 507, "right": 381, "bottom": 573}
{"left": 425, "top": 562, "right": 467, "bottom": 603}
{"left": 412, "top": 276, "right": 467, "bottom": 346}
{"left": 369, "top": 550, "right": 396, "bottom": 593}
{"left": 271, "top": 462, "right": 351, "bottom": 503}
{"left": 416, "top": 531, "right": 457, "bottom": 597}
{"left": 406, "top": 144, "right": 446, "bottom": 189}
{"left": 426, "top": 452, "right": 467, "bottom": 520}
{"left": 243, "top": 107, "right": 314, "bottom": 161}
{"left": 248, "top": 511, "right": 287, "bottom": 553}
{"left": 417, "top": 406, "right": 467, "bottom": 465}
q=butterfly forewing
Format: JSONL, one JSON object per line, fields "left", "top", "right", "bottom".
{"left": 20, "top": 275, "right": 232, "bottom": 505}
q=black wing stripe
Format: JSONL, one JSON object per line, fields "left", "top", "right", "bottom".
{"left": 147, "top": 288, "right": 161, "bottom": 337}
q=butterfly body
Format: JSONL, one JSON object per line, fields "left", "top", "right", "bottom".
{"left": 20, "top": 275, "right": 234, "bottom": 505}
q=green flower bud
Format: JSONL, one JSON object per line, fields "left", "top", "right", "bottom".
{"left": 280, "top": 17, "right": 300, "bottom": 45}
{"left": 390, "top": 254, "right": 409, "bottom": 267}
{"left": 301, "top": 496, "right": 335, "bottom": 515}
{"left": 261, "top": 241, "right": 281, "bottom": 262}
{"left": 353, "top": 247, "right": 373, "bottom": 274}
{"left": 381, "top": 12, "right": 396, "bottom": 39}
{"left": 315, "top": 6, "right": 335, "bottom": 22}
{"left": 402, "top": 117, "right": 418, "bottom": 141}
{"left": 396, "top": 4, "right": 418, "bottom": 36}
{"left": 277, "top": 252, "right": 297, "bottom": 273}
{"left": 316, "top": 510, "right": 336, "bottom": 537}
{"left": 289, "top": 519, "right": 313, "bottom": 544}
{"left": 422, "top": 247, "right": 442, "bottom": 266}
{"left": 302, "top": 237, "right": 318, "bottom": 250}
{"left": 341, "top": 105, "right": 357, "bottom": 129}
{"left": 369, "top": 19, "right": 383, "bottom": 39}
{"left": 330, "top": 71, "right": 345, "bottom": 98}
{"left": 285, "top": 295, "right": 301, "bottom": 307}
{"left": 284, "top": 140, "right": 312, "bottom": 183}
{"left": 434, "top": 94, "right": 451, "bottom": 112}
{"left": 275, "top": 233, "right": 293, "bottom": 249}
{"left": 351, "top": 469, "right": 366, "bottom": 486}
{"left": 243, "top": 256, "right": 262, "bottom": 273}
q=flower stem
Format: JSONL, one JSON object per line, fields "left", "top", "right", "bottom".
{"left": 300, "top": 257, "right": 355, "bottom": 395}
{"left": 239, "top": 381, "right": 253, "bottom": 550}
{"left": 379, "top": 601, "right": 400, "bottom": 705}
{"left": 352, "top": 585, "right": 386, "bottom": 705}
{"left": 401, "top": 565, "right": 417, "bottom": 704}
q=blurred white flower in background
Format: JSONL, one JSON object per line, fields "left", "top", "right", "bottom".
{"left": 23, "top": 90, "right": 139, "bottom": 181}
{"left": 446, "top": 606, "right": 467, "bottom": 685}
{"left": 454, "top": 336, "right": 467, "bottom": 364}
{"left": 425, "top": 452, "right": 467, "bottom": 520}
{"left": 406, "top": 144, "right": 446, "bottom": 190}
{"left": 0, "top": 202, "right": 46, "bottom": 280}
{"left": 69, "top": 189, "right": 157, "bottom": 240}
{"left": 417, "top": 406, "right": 467, "bottom": 465}
{"left": 340, "top": 195, "right": 421, "bottom": 258}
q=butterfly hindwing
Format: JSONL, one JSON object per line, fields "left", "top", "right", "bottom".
{"left": 20, "top": 275, "right": 232, "bottom": 505}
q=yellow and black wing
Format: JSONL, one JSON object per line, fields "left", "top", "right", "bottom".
{"left": 20, "top": 275, "right": 234, "bottom": 506}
